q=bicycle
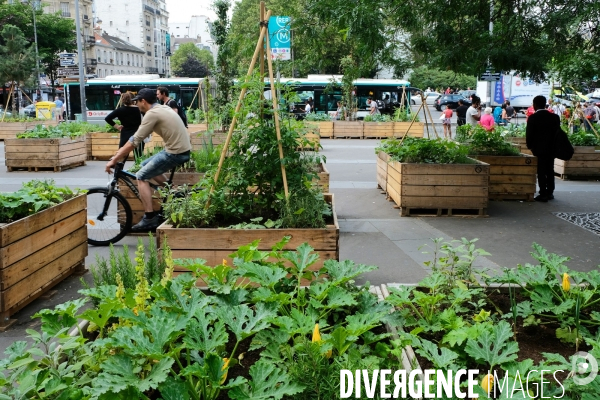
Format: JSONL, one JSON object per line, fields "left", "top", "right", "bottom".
{"left": 86, "top": 162, "right": 177, "bottom": 246}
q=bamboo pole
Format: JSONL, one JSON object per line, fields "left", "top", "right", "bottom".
{"left": 259, "top": 1, "right": 265, "bottom": 120}
{"left": 1, "top": 84, "right": 14, "bottom": 123}
{"left": 208, "top": 10, "right": 273, "bottom": 202}
{"left": 423, "top": 98, "right": 439, "bottom": 139}
{"left": 398, "top": 96, "right": 425, "bottom": 142}
{"left": 266, "top": 29, "right": 289, "bottom": 198}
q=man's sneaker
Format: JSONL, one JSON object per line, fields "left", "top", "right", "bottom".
{"left": 131, "top": 215, "right": 162, "bottom": 232}
{"left": 534, "top": 195, "right": 549, "bottom": 202}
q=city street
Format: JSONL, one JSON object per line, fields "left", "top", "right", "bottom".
{"left": 2, "top": 137, "right": 600, "bottom": 351}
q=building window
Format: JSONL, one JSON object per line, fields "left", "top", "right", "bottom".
{"left": 60, "top": 2, "right": 70, "bottom": 17}
{"left": 110, "top": 21, "right": 113, "bottom": 27}
{"left": 126, "top": 20, "right": 129, "bottom": 26}
{"left": 103, "top": 50, "right": 106, "bottom": 63}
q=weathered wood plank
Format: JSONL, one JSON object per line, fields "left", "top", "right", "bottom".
{"left": 400, "top": 196, "right": 489, "bottom": 208}
{"left": 0, "top": 210, "right": 86, "bottom": 268}
{"left": 0, "top": 244, "right": 86, "bottom": 312}
{"left": 402, "top": 185, "right": 489, "bottom": 197}
{"left": 0, "top": 195, "right": 86, "bottom": 248}
{"left": 0, "top": 227, "right": 87, "bottom": 289}
{"left": 400, "top": 162, "right": 489, "bottom": 175}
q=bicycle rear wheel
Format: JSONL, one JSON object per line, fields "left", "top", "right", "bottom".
{"left": 86, "top": 187, "right": 132, "bottom": 246}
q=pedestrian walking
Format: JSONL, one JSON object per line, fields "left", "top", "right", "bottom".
{"left": 526, "top": 95, "right": 560, "bottom": 202}
{"left": 304, "top": 99, "right": 312, "bottom": 114}
{"left": 466, "top": 96, "right": 482, "bottom": 127}
{"left": 456, "top": 100, "right": 469, "bottom": 126}
{"left": 105, "top": 91, "right": 144, "bottom": 159}
{"left": 441, "top": 105, "right": 453, "bottom": 138}
{"left": 54, "top": 97, "right": 64, "bottom": 122}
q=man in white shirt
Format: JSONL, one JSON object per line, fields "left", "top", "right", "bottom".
{"left": 304, "top": 100, "right": 311, "bottom": 114}
{"left": 466, "top": 96, "right": 482, "bottom": 126}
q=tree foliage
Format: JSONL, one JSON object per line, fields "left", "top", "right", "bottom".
{"left": 0, "top": 24, "right": 36, "bottom": 111}
{"left": 409, "top": 67, "right": 477, "bottom": 92}
{"left": 170, "top": 43, "right": 214, "bottom": 75}
{"left": 173, "top": 54, "right": 210, "bottom": 78}
{"left": 211, "top": 0, "right": 232, "bottom": 118}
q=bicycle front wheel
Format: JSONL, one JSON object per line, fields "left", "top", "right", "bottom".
{"left": 86, "top": 187, "right": 132, "bottom": 246}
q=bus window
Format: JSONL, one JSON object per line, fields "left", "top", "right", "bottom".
{"left": 318, "top": 93, "right": 341, "bottom": 112}
{"left": 86, "top": 86, "right": 112, "bottom": 111}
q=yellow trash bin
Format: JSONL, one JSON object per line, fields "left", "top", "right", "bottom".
{"left": 35, "top": 101, "right": 56, "bottom": 119}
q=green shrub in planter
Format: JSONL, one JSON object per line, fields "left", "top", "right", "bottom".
{"left": 456, "top": 125, "right": 521, "bottom": 156}
{"left": 376, "top": 136, "right": 471, "bottom": 164}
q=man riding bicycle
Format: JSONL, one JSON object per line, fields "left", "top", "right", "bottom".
{"left": 105, "top": 88, "right": 191, "bottom": 231}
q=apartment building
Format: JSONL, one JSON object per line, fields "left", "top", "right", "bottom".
{"left": 94, "top": 0, "right": 171, "bottom": 77}
{"left": 42, "top": 0, "right": 98, "bottom": 75}
{"left": 93, "top": 31, "right": 146, "bottom": 78}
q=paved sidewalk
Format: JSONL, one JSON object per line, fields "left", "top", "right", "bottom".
{"left": 1, "top": 138, "right": 600, "bottom": 351}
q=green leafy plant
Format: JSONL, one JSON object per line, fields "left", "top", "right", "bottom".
{"left": 16, "top": 121, "right": 115, "bottom": 139}
{"left": 186, "top": 108, "right": 206, "bottom": 124}
{"left": 392, "top": 106, "right": 419, "bottom": 122}
{"left": 0, "top": 180, "right": 81, "bottom": 224}
{"left": 568, "top": 130, "right": 600, "bottom": 146}
{"left": 495, "top": 123, "right": 526, "bottom": 138}
{"left": 456, "top": 124, "right": 521, "bottom": 156}
{"left": 376, "top": 136, "right": 472, "bottom": 164}
{"left": 364, "top": 114, "right": 392, "bottom": 122}
{"left": 304, "top": 113, "right": 331, "bottom": 121}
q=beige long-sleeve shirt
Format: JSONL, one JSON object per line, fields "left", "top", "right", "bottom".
{"left": 129, "top": 104, "right": 191, "bottom": 154}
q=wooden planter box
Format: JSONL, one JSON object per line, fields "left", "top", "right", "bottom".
{"left": 314, "top": 162, "right": 329, "bottom": 192}
{"left": 5, "top": 136, "right": 87, "bottom": 172}
{"left": 473, "top": 154, "right": 537, "bottom": 201}
{"left": 505, "top": 137, "right": 532, "bottom": 155}
{"left": 555, "top": 146, "right": 600, "bottom": 179}
{"left": 190, "top": 130, "right": 228, "bottom": 150}
{"left": 333, "top": 121, "right": 363, "bottom": 138}
{"left": 156, "top": 194, "right": 339, "bottom": 286}
{"left": 0, "top": 195, "right": 87, "bottom": 330}
{"left": 0, "top": 120, "right": 58, "bottom": 141}
{"left": 393, "top": 122, "right": 425, "bottom": 138}
{"left": 376, "top": 151, "right": 389, "bottom": 191}
{"left": 298, "top": 125, "right": 321, "bottom": 150}
{"left": 187, "top": 123, "right": 208, "bottom": 134}
{"left": 363, "top": 122, "right": 394, "bottom": 138}
{"left": 0, "top": 122, "right": 27, "bottom": 141}
{"left": 90, "top": 132, "right": 132, "bottom": 160}
{"left": 118, "top": 171, "right": 205, "bottom": 225}
{"left": 305, "top": 121, "right": 333, "bottom": 138}
{"left": 384, "top": 153, "right": 489, "bottom": 217}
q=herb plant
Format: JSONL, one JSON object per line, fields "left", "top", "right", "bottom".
{"left": 16, "top": 122, "right": 115, "bottom": 139}
{"left": 0, "top": 180, "right": 81, "bottom": 224}
{"left": 376, "top": 137, "right": 471, "bottom": 164}
{"left": 186, "top": 108, "right": 206, "bottom": 124}
{"left": 456, "top": 125, "right": 521, "bottom": 156}
{"left": 363, "top": 114, "right": 392, "bottom": 122}
{"left": 567, "top": 130, "right": 600, "bottom": 146}
{"left": 304, "top": 113, "right": 331, "bottom": 121}
{"left": 392, "top": 106, "right": 419, "bottom": 122}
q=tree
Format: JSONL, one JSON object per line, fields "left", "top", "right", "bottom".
{"left": 36, "top": 12, "right": 76, "bottom": 97}
{"left": 171, "top": 43, "right": 214, "bottom": 74}
{"left": 0, "top": 24, "right": 36, "bottom": 112}
{"left": 173, "top": 54, "right": 210, "bottom": 78}
{"left": 211, "top": 0, "right": 232, "bottom": 120}
{"left": 409, "top": 67, "right": 477, "bottom": 92}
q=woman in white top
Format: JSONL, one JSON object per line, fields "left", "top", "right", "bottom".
{"left": 305, "top": 101, "right": 312, "bottom": 114}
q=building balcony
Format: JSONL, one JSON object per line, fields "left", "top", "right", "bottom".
{"left": 83, "top": 15, "right": 90, "bottom": 23}
{"left": 145, "top": 67, "right": 159, "bottom": 74}
{"left": 85, "top": 35, "right": 95, "bottom": 44}
{"left": 61, "top": 11, "right": 71, "bottom": 17}
{"left": 86, "top": 58, "right": 97, "bottom": 66}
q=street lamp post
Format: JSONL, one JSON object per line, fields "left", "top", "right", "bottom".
{"left": 74, "top": 0, "right": 87, "bottom": 121}
{"left": 22, "top": 0, "right": 42, "bottom": 99}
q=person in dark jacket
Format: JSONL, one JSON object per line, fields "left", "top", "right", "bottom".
{"left": 105, "top": 92, "right": 144, "bottom": 159}
{"left": 526, "top": 95, "right": 560, "bottom": 202}
{"left": 455, "top": 100, "right": 468, "bottom": 126}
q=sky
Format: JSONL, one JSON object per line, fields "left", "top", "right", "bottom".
{"left": 165, "top": 0, "right": 218, "bottom": 24}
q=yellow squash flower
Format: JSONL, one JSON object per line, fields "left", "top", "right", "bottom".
{"left": 312, "top": 324, "right": 322, "bottom": 342}
{"left": 312, "top": 323, "right": 332, "bottom": 358}
{"left": 562, "top": 273, "right": 571, "bottom": 292}
{"left": 481, "top": 373, "right": 494, "bottom": 394}
{"left": 220, "top": 358, "right": 230, "bottom": 385}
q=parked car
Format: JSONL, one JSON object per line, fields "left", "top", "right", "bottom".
{"left": 458, "top": 90, "right": 477, "bottom": 99}
{"left": 434, "top": 94, "right": 472, "bottom": 111}
{"left": 22, "top": 104, "right": 36, "bottom": 118}
{"left": 411, "top": 92, "right": 441, "bottom": 106}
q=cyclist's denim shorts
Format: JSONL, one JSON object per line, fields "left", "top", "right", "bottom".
{"left": 136, "top": 150, "right": 190, "bottom": 182}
